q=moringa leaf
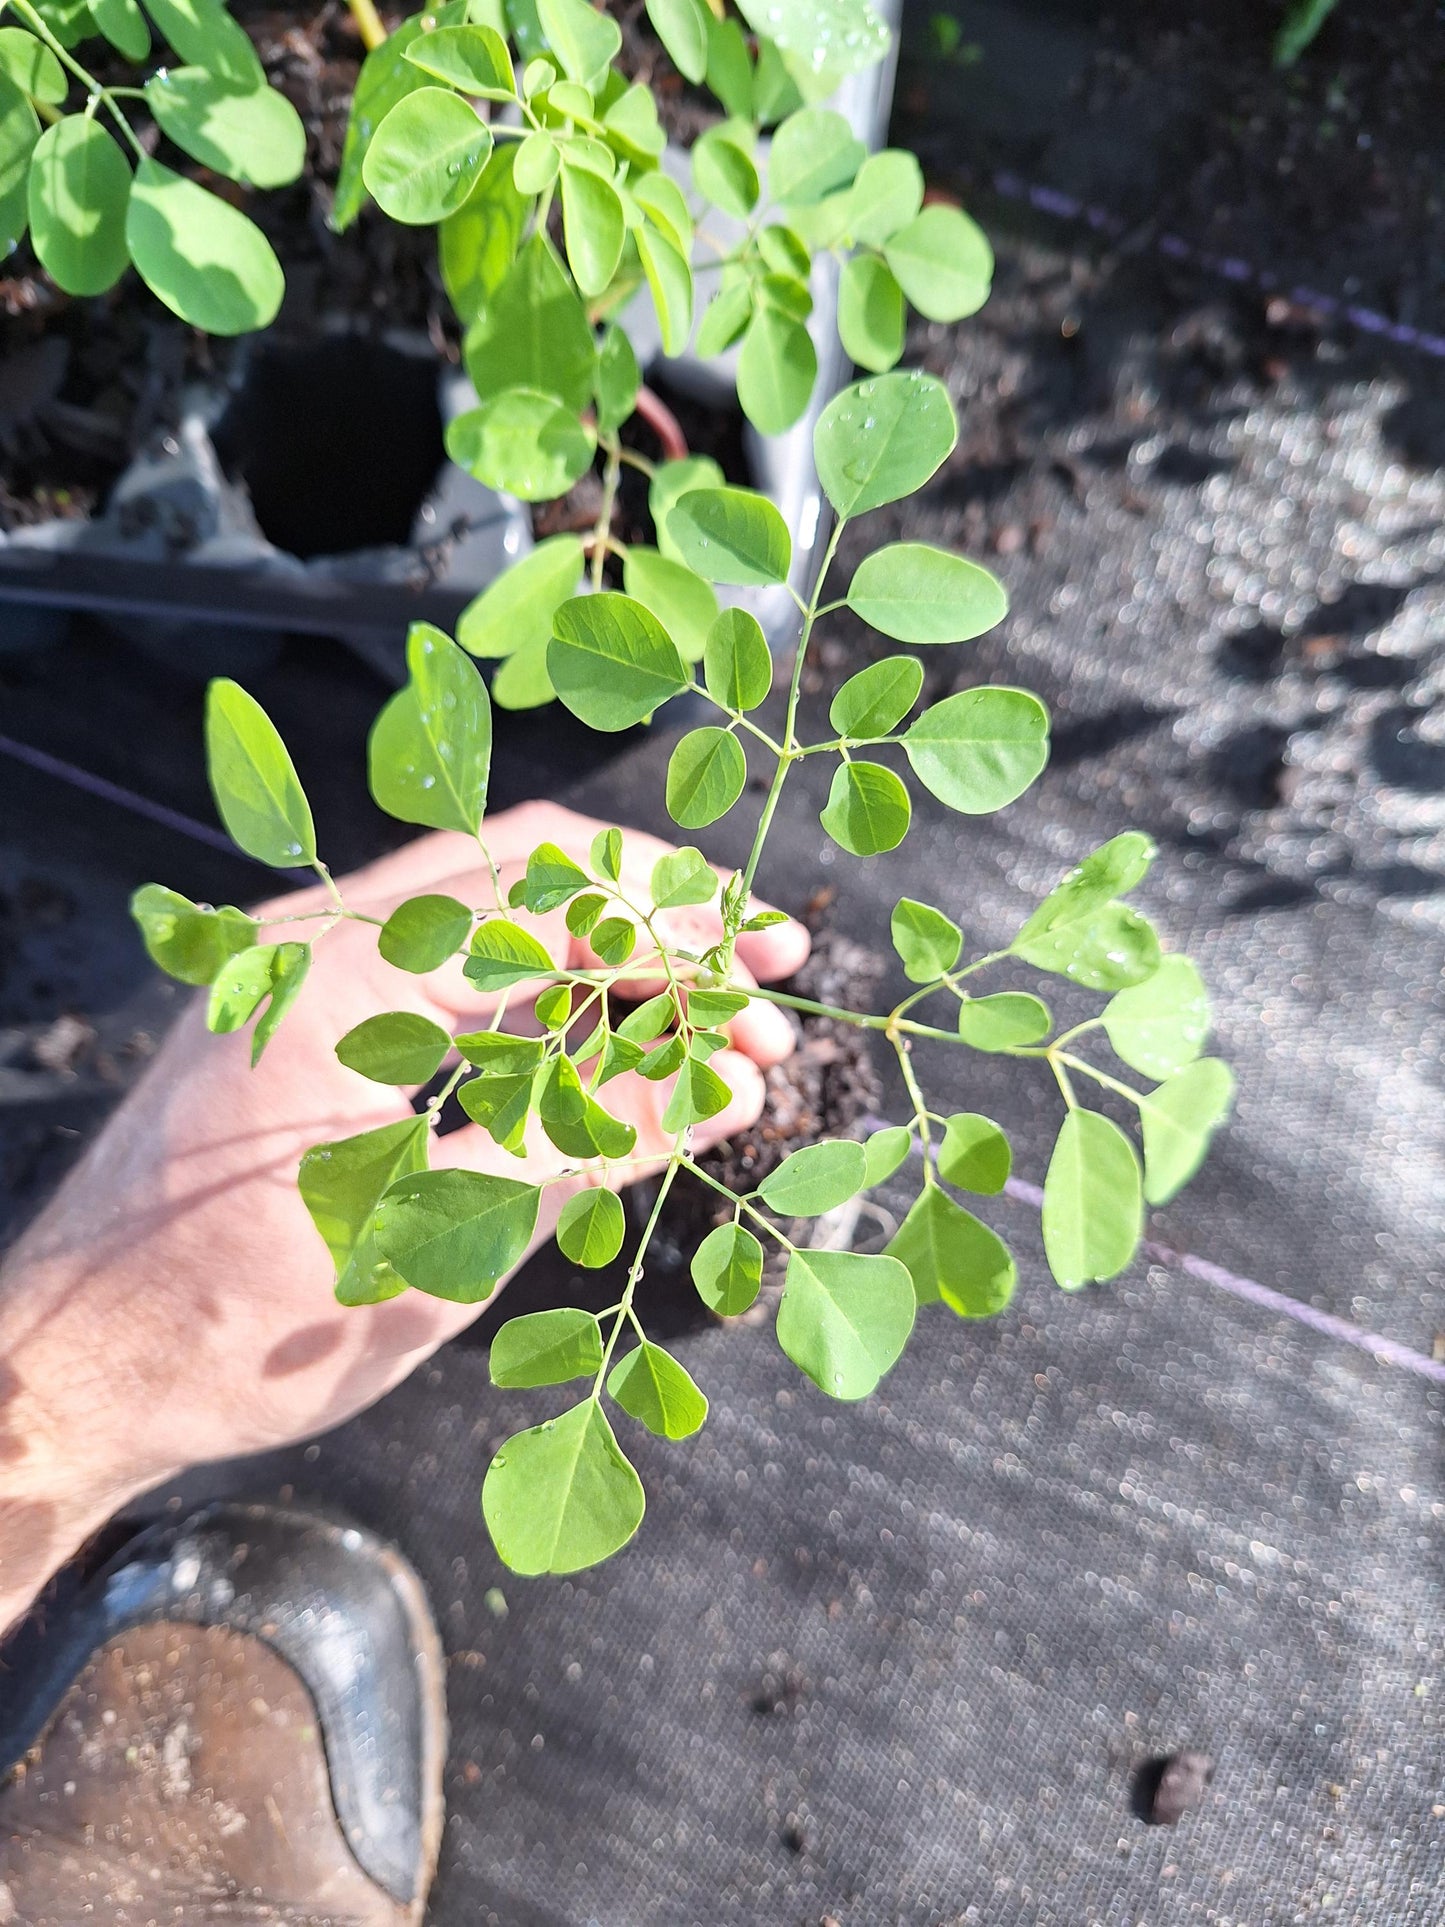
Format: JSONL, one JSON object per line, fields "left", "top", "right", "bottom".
{"left": 776, "top": 1249, "right": 915, "bottom": 1399}
{"left": 482, "top": 1398, "right": 644, "bottom": 1574}
{"left": 368, "top": 622, "right": 491, "bottom": 836}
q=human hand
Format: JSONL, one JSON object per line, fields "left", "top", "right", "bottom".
{"left": 0, "top": 802, "right": 808, "bottom": 1626}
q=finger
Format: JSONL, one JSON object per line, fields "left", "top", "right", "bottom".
{"left": 713, "top": 958, "right": 798, "bottom": 1069}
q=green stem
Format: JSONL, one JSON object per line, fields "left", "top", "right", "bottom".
{"left": 892, "top": 1034, "right": 934, "bottom": 1172}
{"left": 680, "top": 1156, "right": 797, "bottom": 1252}
{"left": 1057, "top": 1052, "right": 1146, "bottom": 1107}
{"left": 10, "top": 0, "right": 148, "bottom": 158}
{"left": 345, "top": 0, "right": 387, "bottom": 51}
{"left": 1047, "top": 1052, "right": 1079, "bottom": 1110}
{"left": 591, "top": 433, "right": 622, "bottom": 591}
{"left": 727, "top": 517, "right": 847, "bottom": 953}
{"left": 594, "top": 1157, "right": 681, "bottom": 1390}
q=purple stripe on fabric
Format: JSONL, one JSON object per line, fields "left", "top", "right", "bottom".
{"left": 0, "top": 730, "right": 289, "bottom": 874}
{"left": 987, "top": 173, "right": 1444, "bottom": 361}
{"left": 999, "top": 1175, "right": 1445, "bottom": 1385}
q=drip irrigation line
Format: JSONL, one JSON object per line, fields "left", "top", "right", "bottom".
{"left": 0, "top": 729, "right": 293, "bottom": 878}
{"left": 1000, "top": 1173, "right": 1445, "bottom": 1387}
{"left": 987, "top": 169, "right": 1445, "bottom": 360}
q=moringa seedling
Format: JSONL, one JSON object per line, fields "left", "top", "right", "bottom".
{"left": 135, "top": 363, "right": 1233, "bottom": 1577}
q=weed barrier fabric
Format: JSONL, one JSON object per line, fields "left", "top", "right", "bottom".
{"left": 2, "top": 237, "right": 1444, "bottom": 1925}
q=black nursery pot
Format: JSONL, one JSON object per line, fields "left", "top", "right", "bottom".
{"left": 0, "top": 0, "right": 901, "bottom": 685}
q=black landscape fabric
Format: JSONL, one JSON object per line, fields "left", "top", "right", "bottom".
{"left": 3, "top": 6, "right": 1445, "bottom": 1923}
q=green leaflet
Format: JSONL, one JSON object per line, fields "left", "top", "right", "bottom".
{"left": 883, "top": 204, "right": 993, "bottom": 322}
{"left": 667, "top": 486, "right": 792, "bottom": 587}
{"left": 937, "top": 1112, "right": 1011, "bottom": 1194}
{"left": 302, "top": 1116, "right": 431, "bottom": 1307}
{"left": 28, "top": 118, "right": 130, "bottom": 297}
{"left": 690, "top": 1222, "right": 763, "bottom": 1314}
{"left": 666, "top": 727, "right": 747, "bottom": 829}
{"left": 820, "top": 759, "right": 910, "bottom": 856}
{"left": 362, "top": 86, "right": 493, "bottom": 223}
{"left": 458, "top": 534, "right": 583, "bottom": 662}
{"left": 757, "top": 1138, "right": 867, "bottom": 1215}
{"left": 556, "top": 1187, "right": 626, "bottom": 1267}
{"left": 704, "top": 608, "right": 772, "bottom": 712}
{"left": 1041, "top": 1109, "right": 1142, "bottom": 1291}
{"left": 623, "top": 546, "right": 719, "bottom": 662}
{"left": 126, "top": 159, "right": 283, "bottom": 334}
{"left": 814, "top": 371, "right": 957, "bottom": 520}
{"left": 1138, "top": 1059, "right": 1235, "bottom": 1205}
{"left": 1102, "top": 955, "right": 1210, "bottom": 1081}
{"left": 368, "top": 622, "right": 491, "bottom": 836}
{"left": 439, "top": 145, "right": 529, "bottom": 326}
{"left": 956, "top": 992, "right": 1051, "bottom": 1051}
{"left": 837, "top": 253, "right": 904, "bottom": 373}
{"left": 204, "top": 679, "right": 315, "bottom": 866}
{"left": 846, "top": 543, "right": 1008, "bottom": 645}
{"left": 862, "top": 1126, "right": 911, "bottom": 1189}
{"left": 375, "top": 1167, "right": 541, "bottom": 1302}
{"left": 548, "top": 593, "right": 689, "bottom": 731}
{"left": 645, "top": 0, "right": 708, "bottom": 80}
{"left": 776, "top": 1249, "right": 915, "bottom": 1399}
{"left": 491, "top": 1307, "right": 603, "bottom": 1385}
{"left": 464, "top": 232, "right": 596, "bottom": 415}
{"left": 830, "top": 656, "right": 922, "bottom": 739}
{"left": 560, "top": 157, "right": 624, "bottom": 295}
{"left": 890, "top": 897, "right": 961, "bottom": 984}
{"left": 482, "top": 1399, "right": 644, "bottom": 1575}
{"left": 539, "top": 1055, "right": 637, "bottom": 1159}
{"left": 737, "top": 304, "right": 816, "bottom": 435}
{"left": 1014, "top": 900, "right": 1161, "bottom": 993}
{"left": 131, "top": 885, "right": 256, "bottom": 987}
{"left": 734, "top": 0, "right": 889, "bottom": 77}
{"left": 886, "top": 1184, "right": 1016, "bottom": 1317}
{"left": 145, "top": 66, "right": 307, "bottom": 190}
{"left": 903, "top": 687, "right": 1050, "bottom": 816}
{"left": 608, "top": 1342, "right": 708, "bottom": 1438}
{"left": 464, "top": 918, "right": 557, "bottom": 991}
{"left": 650, "top": 846, "right": 716, "bottom": 907}
{"left": 378, "top": 894, "right": 473, "bottom": 974}
{"left": 335, "top": 1011, "right": 451, "bottom": 1086}
{"left": 660, "top": 1050, "right": 734, "bottom": 1132}
{"left": 447, "top": 387, "right": 595, "bottom": 501}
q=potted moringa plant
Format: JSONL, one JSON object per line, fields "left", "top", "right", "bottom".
{"left": 0, "top": 0, "right": 1233, "bottom": 1571}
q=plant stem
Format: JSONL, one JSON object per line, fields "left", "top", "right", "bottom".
{"left": 591, "top": 433, "right": 622, "bottom": 591}
{"left": 1057, "top": 1052, "right": 1146, "bottom": 1107}
{"left": 680, "top": 1156, "right": 796, "bottom": 1251}
{"left": 727, "top": 518, "right": 846, "bottom": 951}
{"left": 594, "top": 1157, "right": 680, "bottom": 1391}
{"left": 891, "top": 1035, "right": 934, "bottom": 1170}
{"left": 345, "top": 0, "right": 388, "bottom": 51}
